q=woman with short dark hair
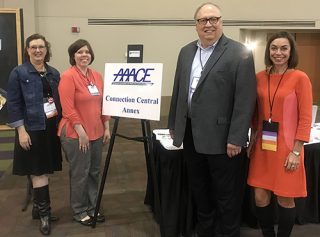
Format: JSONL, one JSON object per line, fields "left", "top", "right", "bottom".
{"left": 58, "top": 39, "right": 110, "bottom": 226}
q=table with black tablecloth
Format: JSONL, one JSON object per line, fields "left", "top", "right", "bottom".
{"left": 296, "top": 143, "right": 320, "bottom": 223}
{"left": 145, "top": 134, "right": 320, "bottom": 236}
{"left": 145, "top": 131, "right": 320, "bottom": 237}
{"left": 144, "top": 136, "right": 195, "bottom": 237}
{"left": 145, "top": 134, "right": 247, "bottom": 236}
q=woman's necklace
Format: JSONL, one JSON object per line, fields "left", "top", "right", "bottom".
{"left": 33, "top": 64, "right": 46, "bottom": 77}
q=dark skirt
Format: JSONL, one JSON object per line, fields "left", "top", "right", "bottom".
{"left": 12, "top": 117, "right": 62, "bottom": 176}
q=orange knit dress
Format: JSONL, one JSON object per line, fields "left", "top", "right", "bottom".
{"left": 247, "top": 69, "right": 313, "bottom": 197}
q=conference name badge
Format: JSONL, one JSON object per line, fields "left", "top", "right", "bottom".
{"left": 43, "top": 97, "right": 58, "bottom": 118}
{"left": 262, "top": 120, "right": 279, "bottom": 151}
{"left": 88, "top": 84, "right": 100, "bottom": 96}
{"left": 191, "top": 77, "right": 200, "bottom": 92}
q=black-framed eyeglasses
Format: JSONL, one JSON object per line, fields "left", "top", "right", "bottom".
{"left": 196, "top": 16, "right": 221, "bottom": 25}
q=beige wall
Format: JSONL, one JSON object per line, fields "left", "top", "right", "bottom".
{"left": 2, "top": 0, "right": 35, "bottom": 36}
{"left": 2, "top": 0, "right": 320, "bottom": 115}
{"left": 34, "top": 0, "right": 320, "bottom": 20}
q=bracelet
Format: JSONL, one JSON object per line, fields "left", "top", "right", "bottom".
{"left": 291, "top": 150, "right": 300, "bottom": 156}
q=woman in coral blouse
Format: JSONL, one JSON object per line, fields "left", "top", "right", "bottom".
{"left": 58, "top": 39, "right": 110, "bottom": 226}
{"left": 247, "top": 31, "right": 313, "bottom": 237}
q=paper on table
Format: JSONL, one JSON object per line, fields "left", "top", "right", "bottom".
{"left": 306, "top": 123, "right": 320, "bottom": 145}
{"left": 153, "top": 129, "right": 170, "bottom": 140}
{"left": 153, "top": 129, "right": 183, "bottom": 150}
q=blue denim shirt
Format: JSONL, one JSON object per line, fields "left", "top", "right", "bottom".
{"left": 7, "top": 62, "right": 61, "bottom": 131}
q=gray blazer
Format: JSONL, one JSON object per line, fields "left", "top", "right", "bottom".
{"left": 168, "top": 34, "right": 256, "bottom": 154}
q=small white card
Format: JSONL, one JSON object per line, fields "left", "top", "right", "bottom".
{"left": 43, "top": 98, "right": 57, "bottom": 118}
{"left": 88, "top": 85, "right": 100, "bottom": 96}
{"left": 129, "top": 50, "right": 141, "bottom": 58}
{"left": 191, "top": 77, "right": 200, "bottom": 91}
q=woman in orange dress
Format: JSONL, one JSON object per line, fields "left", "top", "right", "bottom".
{"left": 247, "top": 31, "right": 313, "bottom": 237}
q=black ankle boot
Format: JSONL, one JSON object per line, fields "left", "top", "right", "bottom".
{"left": 39, "top": 213, "right": 51, "bottom": 235}
{"left": 256, "top": 204, "right": 275, "bottom": 237}
{"left": 277, "top": 204, "right": 296, "bottom": 237}
{"left": 34, "top": 185, "right": 51, "bottom": 235}
{"left": 32, "top": 200, "right": 59, "bottom": 222}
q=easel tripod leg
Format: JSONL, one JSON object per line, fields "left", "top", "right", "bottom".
{"left": 91, "top": 118, "right": 119, "bottom": 228}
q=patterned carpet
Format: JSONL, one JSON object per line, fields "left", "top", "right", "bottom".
{"left": 0, "top": 129, "right": 14, "bottom": 178}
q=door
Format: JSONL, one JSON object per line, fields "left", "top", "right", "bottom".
{"left": 0, "top": 8, "right": 23, "bottom": 124}
{"left": 296, "top": 33, "right": 320, "bottom": 105}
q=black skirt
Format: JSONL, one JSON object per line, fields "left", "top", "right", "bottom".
{"left": 12, "top": 117, "right": 62, "bottom": 176}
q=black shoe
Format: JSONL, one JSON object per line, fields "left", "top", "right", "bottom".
{"left": 40, "top": 215, "right": 51, "bottom": 235}
{"left": 75, "top": 216, "right": 93, "bottom": 226}
{"left": 89, "top": 213, "right": 105, "bottom": 223}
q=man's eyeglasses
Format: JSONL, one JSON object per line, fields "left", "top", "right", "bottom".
{"left": 29, "top": 45, "right": 46, "bottom": 51}
{"left": 196, "top": 16, "right": 221, "bottom": 26}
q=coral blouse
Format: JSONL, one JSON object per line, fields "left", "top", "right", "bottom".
{"left": 58, "top": 66, "right": 110, "bottom": 140}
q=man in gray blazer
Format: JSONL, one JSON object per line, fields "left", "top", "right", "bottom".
{"left": 168, "top": 3, "right": 256, "bottom": 237}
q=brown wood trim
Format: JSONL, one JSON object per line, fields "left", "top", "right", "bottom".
{"left": 0, "top": 8, "right": 23, "bottom": 64}
{"left": 0, "top": 125, "right": 13, "bottom": 131}
{"left": 15, "top": 9, "right": 23, "bottom": 65}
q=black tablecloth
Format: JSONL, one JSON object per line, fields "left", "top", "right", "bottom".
{"left": 296, "top": 143, "right": 320, "bottom": 223}
{"left": 144, "top": 137, "right": 195, "bottom": 237}
{"left": 145, "top": 137, "right": 320, "bottom": 236}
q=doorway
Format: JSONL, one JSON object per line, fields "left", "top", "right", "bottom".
{"left": 0, "top": 8, "right": 23, "bottom": 124}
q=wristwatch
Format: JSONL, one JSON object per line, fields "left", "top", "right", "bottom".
{"left": 292, "top": 150, "right": 300, "bottom": 156}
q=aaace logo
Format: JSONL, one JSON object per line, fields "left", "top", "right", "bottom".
{"left": 112, "top": 67, "right": 155, "bottom": 86}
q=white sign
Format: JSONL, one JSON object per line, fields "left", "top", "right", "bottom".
{"left": 102, "top": 63, "right": 163, "bottom": 121}
{"left": 128, "top": 50, "right": 140, "bottom": 58}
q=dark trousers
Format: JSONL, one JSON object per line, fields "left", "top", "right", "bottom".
{"left": 183, "top": 120, "right": 246, "bottom": 237}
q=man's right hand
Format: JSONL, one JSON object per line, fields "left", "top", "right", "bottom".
{"left": 169, "top": 129, "right": 174, "bottom": 139}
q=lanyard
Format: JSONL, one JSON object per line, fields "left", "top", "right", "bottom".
{"left": 267, "top": 67, "right": 288, "bottom": 122}
{"left": 198, "top": 40, "right": 218, "bottom": 71}
{"left": 38, "top": 70, "right": 53, "bottom": 98}
{"left": 75, "top": 67, "right": 94, "bottom": 86}
{"left": 199, "top": 48, "right": 204, "bottom": 71}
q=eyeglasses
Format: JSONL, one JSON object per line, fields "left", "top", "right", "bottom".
{"left": 29, "top": 45, "right": 46, "bottom": 51}
{"left": 196, "top": 16, "right": 221, "bottom": 25}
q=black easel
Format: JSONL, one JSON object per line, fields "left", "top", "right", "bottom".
{"left": 91, "top": 117, "right": 165, "bottom": 237}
